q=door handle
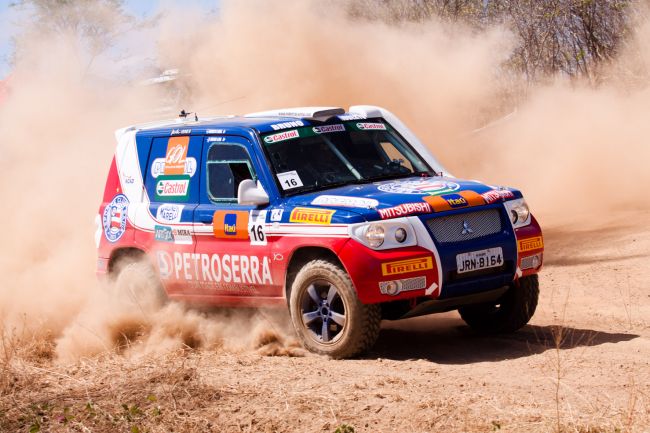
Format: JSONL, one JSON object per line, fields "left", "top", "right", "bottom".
{"left": 198, "top": 214, "right": 213, "bottom": 224}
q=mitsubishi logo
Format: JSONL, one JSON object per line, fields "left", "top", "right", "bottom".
{"left": 461, "top": 220, "right": 474, "bottom": 235}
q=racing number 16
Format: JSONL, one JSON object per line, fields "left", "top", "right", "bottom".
{"left": 250, "top": 224, "right": 265, "bottom": 242}
{"left": 284, "top": 178, "right": 298, "bottom": 188}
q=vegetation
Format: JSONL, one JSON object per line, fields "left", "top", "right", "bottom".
{"left": 348, "top": 0, "right": 635, "bottom": 84}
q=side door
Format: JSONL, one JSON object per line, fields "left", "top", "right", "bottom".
{"left": 191, "top": 135, "right": 278, "bottom": 299}
{"left": 138, "top": 134, "right": 202, "bottom": 296}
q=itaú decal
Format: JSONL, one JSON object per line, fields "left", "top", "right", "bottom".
{"left": 157, "top": 251, "right": 273, "bottom": 284}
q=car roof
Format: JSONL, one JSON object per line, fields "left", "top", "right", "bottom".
{"left": 123, "top": 106, "right": 373, "bottom": 138}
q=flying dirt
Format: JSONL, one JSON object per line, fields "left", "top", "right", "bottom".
{"left": 0, "top": 1, "right": 648, "bottom": 432}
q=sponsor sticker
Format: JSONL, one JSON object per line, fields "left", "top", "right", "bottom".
{"left": 156, "top": 251, "right": 273, "bottom": 285}
{"left": 164, "top": 136, "right": 190, "bottom": 175}
{"left": 518, "top": 236, "right": 544, "bottom": 252}
{"left": 270, "top": 209, "right": 284, "bottom": 222}
{"left": 377, "top": 180, "right": 460, "bottom": 196}
{"left": 270, "top": 120, "right": 304, "bottom": 131}
{"left": 248, "top": 210, "right": 267, "bottom": 246}
{"left": 311, "top": 195, "right": 379, "bottom": 209}
{"left": 381, "top": 257, "right": 434, "bottom": 276}
{"left": 481, "top": 190, "right": 502, "bottom": 204}
{"left": 206, "top": 129, "right": 226, "bottom": 134}
{"left": 154, "top": 225, "right": 174, "bottom": 242}
{"left": 378, "top": 202, "right": 432, "bottom": 219}
{"left": 264, "top": 129, "right": 300, "bottom": 144}
{"left": 313, "top": 124, "right": 345, "bottom": 134}
{"left": 224, "top": 214, "right": 238, "bottom": 236}
{"left": 423, "top": 190, "right": 485, "bottom": 211}
{"left": 213, "top": 210, "right": 249, "bottom": 239}
{"left": 172, "top": 227, "right": 193, "bottom": 245}
{"left": 289, "top": 207, "right": 336, "bottom": 225}
{"left": 154, "top": 225, "right": 192, "bottom": 244}
{"left": 338, "top": 113, "right": 366, "bottom": 121}
{"left": 102, "top": 194, "right": 129, "bottom": 243}
{"left": 156, "top": 251, "right": 173, "bottom": 278}
{"left": 156, "top": 204, "right": 184, "bottom": 223}
{"left": 277, "top": 170, "right": 304, "bottom": 190}
{"left": 170, "top": 128, "right": 191, "bottom": 135}
{"left": 356, "top": 122, "right": 387, "bottom": 130}
{"left": 151, "top": 157, "right": 197, "bottom": 178}
{"left": 155, "top": 175, "right": 190, "bottom": 201}
{"left": 443, "top": 193, "right": 469, "bottom": 208}
{"left": 481, "top": 189, "right": 515, "bottom": 204}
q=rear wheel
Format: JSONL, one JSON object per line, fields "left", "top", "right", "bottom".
{"left": 289, "top": 260, "right": 381, "bottom": 358}
{"left": 458, "top": 274, "right": 539, "bottom": 333}
{"left": 108, "top": 249, "right": 167, "bottom": 309}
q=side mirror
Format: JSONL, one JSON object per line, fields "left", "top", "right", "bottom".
{"left": 238, "top": 179, "right": 269, "bottom": 206}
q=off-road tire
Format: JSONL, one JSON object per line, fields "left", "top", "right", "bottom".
{"left": 108, "top": 250, "right": 168, "bottom": 308}
{"left": 458, "top": 274, "right": 539, "bottom": 333}
{"left": 289, "top": 260, "right": 381, "bottom": 359}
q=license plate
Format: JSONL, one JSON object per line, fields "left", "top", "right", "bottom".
{"left": 456, "top": 247, "right": 503, "bottom": 274}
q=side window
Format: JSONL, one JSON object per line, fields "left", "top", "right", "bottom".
{"left": 207, "top": 143, "right": 257, "bottom": 203}
{"left": 145, "top": 136, "right": 201, "bottom": 203}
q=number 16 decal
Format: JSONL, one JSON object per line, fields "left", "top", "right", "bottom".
{"left": 276, "top": 170, "right": 304, "bottom": 190}
{"left": 249, "top": 210, "right": 267, "bottom": 246}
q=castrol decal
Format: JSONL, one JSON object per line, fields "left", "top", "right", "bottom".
{"left": 155, "top": 175, "right": 190, "bottom": 201}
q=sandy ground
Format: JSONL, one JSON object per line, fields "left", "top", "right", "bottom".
{"left": 1, "top": 211, "right": 649, "bottom": 433}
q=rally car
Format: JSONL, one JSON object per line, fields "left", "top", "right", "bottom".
{"left": 97, "top": 105, "right": 543, "bottom": 358}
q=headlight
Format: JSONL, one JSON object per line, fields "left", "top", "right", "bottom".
{"left": 510, "top": 202, "right": 529, "bottom": 224}
{"left": 349, "top": 218, "right": 418, "bottom": 250}
{"left": 365, "top": 224, "right": 385, "bottom": 248}
{"left": 395, "top": 227, "right": 407, "bottom": 243}
{"left": 504, "top": 198, "right": 531, "bottom": 229}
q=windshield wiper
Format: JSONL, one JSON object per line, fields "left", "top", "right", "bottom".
{"left": 284, "top": 179, "right": 363, "bottom": 196}
{"left": 365, "top": 172, "right": 420, "bottom": 182}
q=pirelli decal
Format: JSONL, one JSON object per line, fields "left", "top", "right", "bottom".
{"left": 381, "top": 257, "right": 433, "bottom": 276}
{"left": 518, "top": 236, "right": 544, "bottom": 252}
{"left": 289, "top": 207, "right": 336, "bottom": 225}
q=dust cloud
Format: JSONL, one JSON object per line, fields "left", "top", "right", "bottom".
{"left": 1, "top": 0, "right": 648, "bottom": 362}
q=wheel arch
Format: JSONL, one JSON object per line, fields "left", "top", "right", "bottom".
{"left": 107, "top": 247, "right": 146, "bottom": 275}
{"left": 284, "top": 246, "right": 345, "bottom": 302}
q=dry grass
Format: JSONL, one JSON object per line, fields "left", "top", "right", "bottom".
{"left": 0, "top": 334, "right": 647, "bottom": 433}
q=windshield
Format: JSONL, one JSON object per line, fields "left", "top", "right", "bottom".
{"left": 260, "top": 120, "right": 433, "bottom": 195}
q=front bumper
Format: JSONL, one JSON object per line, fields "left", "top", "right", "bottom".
{"left": 340, "top": 204, "right": 543, "bottom": 304}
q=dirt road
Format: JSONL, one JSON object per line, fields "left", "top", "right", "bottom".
{"left": 1, "top": 211, "right": 648, "bottom": 433}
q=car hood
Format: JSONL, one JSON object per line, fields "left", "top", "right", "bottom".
{"left": 281, "top": 176, "right": 522, "bottom": 223}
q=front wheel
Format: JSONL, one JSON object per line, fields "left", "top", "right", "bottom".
{"left": 458, "top": 274, "right": 539, "bottom": 333}
{"left": 289, "top": 260, "right": 381, "bottom": 358}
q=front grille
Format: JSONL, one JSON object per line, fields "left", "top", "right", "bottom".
{"left": 426, "top": 209, "right": 502, "bottom": 244}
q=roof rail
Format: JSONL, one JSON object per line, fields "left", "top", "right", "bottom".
{"left": 114, "top": 115, "right": 234, "bottom": 141}
{"left": 245, "top": 106, "right": 345, "bottom": 120}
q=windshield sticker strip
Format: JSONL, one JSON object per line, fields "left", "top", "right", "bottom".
{"left": 263, "top": 129, "right": 300, "bottom": 143}
{"left": 356, "top": 122, "right": 386, "bottom": 130}
{"left": 312, "top": 124, "right": 346, "bottom": 134}
{"left": 270, "top": 120, "right": 304, "bottom": 131}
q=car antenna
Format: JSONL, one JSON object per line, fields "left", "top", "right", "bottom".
{"left": 179, "top": 109, "right": 198, "bottom": 121}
